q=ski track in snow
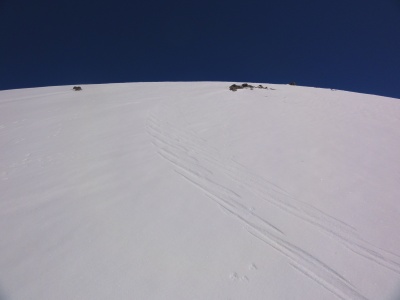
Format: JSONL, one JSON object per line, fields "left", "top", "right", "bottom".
{"left": 146, "top": 102, "right": 400, "bottom": 300}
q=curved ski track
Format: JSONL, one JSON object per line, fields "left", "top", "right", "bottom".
{"left": 146, "top": 103, "right": 400, "bottom": 300}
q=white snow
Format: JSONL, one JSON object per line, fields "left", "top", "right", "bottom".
{"left": 1, "top": 82, "right": 400, "bottom": 300}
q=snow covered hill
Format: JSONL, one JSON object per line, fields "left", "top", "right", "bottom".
{"left": 1, "top": 82, "right": 400, "bottom": 300}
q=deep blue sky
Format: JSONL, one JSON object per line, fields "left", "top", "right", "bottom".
{"left": 1, "top": 0, "right": 399, "bottom": 98}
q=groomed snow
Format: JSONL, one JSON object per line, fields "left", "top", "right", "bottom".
{"left": 1, "top": 82, "right": 400, "bottom": 299}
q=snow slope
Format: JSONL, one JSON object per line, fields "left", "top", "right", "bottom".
{"left": 1, "top": 82, "right": 400, "bottom": 300}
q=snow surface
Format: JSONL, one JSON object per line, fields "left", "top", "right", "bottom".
{"left": 1, "top": 82, "right": 400, "bottom": 300}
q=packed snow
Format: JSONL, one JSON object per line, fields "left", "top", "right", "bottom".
{"left": 1, "top": 82, "right": 400, "bottom": 299}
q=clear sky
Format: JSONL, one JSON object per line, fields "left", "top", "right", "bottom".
{"left": 1, "top": 0, "right": 399, "bottom": 98}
